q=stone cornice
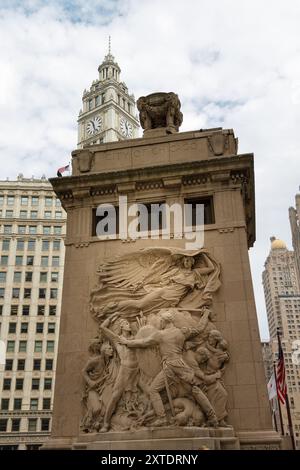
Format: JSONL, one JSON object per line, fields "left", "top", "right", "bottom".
{"left": 50, "top": 153, "right": 255, "bottom": 248}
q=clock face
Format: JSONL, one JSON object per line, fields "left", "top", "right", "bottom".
{"left": 120, "top": 118, "right": 133, "bottom": 138}
{"left": 86, "top": 115, "right": 102, "bottom": 135}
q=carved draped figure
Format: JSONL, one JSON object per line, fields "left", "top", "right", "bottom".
{"left": 90, "top": 247, "right": 221, "bottom": 320}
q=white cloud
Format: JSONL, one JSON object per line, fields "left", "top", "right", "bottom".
{"left": 1, "top": 0, "right": 300, "bottom": 339}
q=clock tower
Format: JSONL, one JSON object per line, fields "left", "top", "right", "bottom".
{"left": 77, "top": 43, "right": 140, "bottom": 147}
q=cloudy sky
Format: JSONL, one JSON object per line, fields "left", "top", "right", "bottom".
{"left": 1, "top": 0, "right": 300, "bottom": 339}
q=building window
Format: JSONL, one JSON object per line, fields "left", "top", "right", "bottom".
{"left": 40, "top": 272, "right": 47, "bottom": 282}
{"left": 1, "top": 256, "right": 8, "bottom": 266}
{"left": 8, "top": 322, "right": 17, "bottom": 333}
{"left": 184, "top": 197, "right": 215, "bottom": 225}
{"left": 46, "top": 341, "right": 55, "bottom": 352}
{"left": 0, "top": 272, "right": 6, "bottom": 283}
{"left": 24, "top": 288, "right": 31, "bottom": 299}
{"left": 31, "top": 196, "right": 39, "bottom": 206}
{"left": 14, "top": 398, "right": 22, "bottom": 410}
{"left": 43, "top": 226, "right": 51, "bottom": 235}
{"left": 41, "top": 257, "right": 48, "bottom": 267}
{"left": 48, "top": 323, "right": 55, "bottom": 334}
{"left": 37, "top": 305, "right": 45, "bottom": 316}
{"left": 32, "top": 379, "right": 40, "bottom": 390}
{"left": 45, "top": 359, "right": 53, "bottom": 370}
{"left": 55, "top": 198, "right": 61, "bottom": 207}
{"left": 0, "top": 305, "right": 2, "bottom": 315}
{"left": 16, "top": 239, "right": 24, "bottom": 251}
{"left": 11, "top": 305, "right": 18, "bottom": 315}
{"left": 42, "top": 240, "right": 50, "bottom": 251}
{"left": 20, "top": 210, "right": 27, "bottom": 218}
{"left": 0, "top": 287, "right": 5, "bottom": 299}
{"left": 39, "top": 288, "right": 46, "bottom": 299}
{"left": 7, "top": 195, "right": 15, "bottom": 205}
{"left": 50, "top": 289, "right": 58, "bottom": 299}
{"left": 22, "top": 305, "right": 30, "bottom": 316}
{"left": 43, "top": 398, "right": 51, "bottom": 410}
{"left": 29, "top": 226, "right": 37, "bottom": 234}
{"left": 53, "top": 240, "right": 60, "bottom": 251}
{"left": 13, "top": 271, "right": 22, "bottom": 282}
{"left": 30, "top": 398, "right": 38, "bottom": 410}
{"left": 54, "top": 226, "right": 61, "bottom": 235}
{"left": 15, "top": 256, "right": 23, "bottom": 266}
{"left": 21, "top": 196, "right": 28, "bottom": 205}
{"left": 50, "top": 272, "right": 58, "bottom": 283}
{"left": 3, "top": 379, "right": 11, "bottom": 390}
{"left": 12, "top": 288, "right": 20, "bottom": 298}
{"left": 0, "top": 419, "right": 8, "bottom": 432}
{"left": 7, "top": 340, "right": 15, "bottom": 352}
{"left": 34, "top": 341, "right": 43, "bottom": 352}
{"left": 0, "top": 195, "right": 3, "bottom": 205}
{"left": 44, "top": 211, "right": 51, "bottom": 219}
{"left": 49, "top": 305, "right": 56, "bottom": 316}
{"left": 5, "top": 359, "right": 13, "bottom": 371}
{"left": 20, "top": 323, "right": 28, "bottom": 333}
{"left": 11, "top": 419, "right": 21, "bottom": 432}
{"left": 28, "top": 418, "right": 37, "bottom": 432}
{"left": 44, "top": 378, "right": 52, "bottom": 390}
{"left": 3, "top": 225, "right": 12, "bottom": 234}
{"left": 19, "top": 341, "right": 27, "bottom": 352}
{"left": 2, "top": 239, "right": 10, "bottom": 250}
{"left": 36, "top": 323, "right": 44, "bottom": 334}
{"left": 26, "top": 256, "right": 34, "bottom": 266}
{"left": 45, "top": 197, "right": 52, "bottom": 206}
{"left": 33, "top": 359, "right": 41, "bottom": 371}
{"left": 5, "top": 210, "right": 13, "bottom": 218}
{"left": 52, "top": 257, "right": 59, "bottom": 267}
{"left": 18, "top": 225, "right": 26, "bottom": 234}
{"left": 30, "top": 211, "right": 38, "bottom": 219}
{"left": 1, "top": 399, "right": 9, "bottom": 410}
{"left": 55, "top": 211, "right": 62, "bottom": 219}
{"left": 25, "top": 272, "right": 32, "bottom": 282}
{"left": 15, "top": 378, "right": 24, "bottom": 390}
{"left": 28, "top": 239, "right": 36, "bottom": 250}
{"left": 41, "top": 418, "right": 50, "bottom": 431}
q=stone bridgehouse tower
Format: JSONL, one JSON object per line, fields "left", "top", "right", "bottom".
{"left": 44, "top": 85, "right": 284, "bottom": 449}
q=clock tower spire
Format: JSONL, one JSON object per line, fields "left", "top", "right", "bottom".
{"left": 77, "top": 42, "right": 140, "bottom": 147}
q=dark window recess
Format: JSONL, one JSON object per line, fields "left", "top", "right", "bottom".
{"left": 92, "top": 206, "right": 119, "bottom": 237}
{"left": 92, "top": 203, "right": 167, "bottom": 236}
{"left": 184, "top": 197, "right": 215, "bottom": 226}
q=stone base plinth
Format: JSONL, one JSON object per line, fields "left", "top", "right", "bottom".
{"left": 43, "top": 427, "right": 239, "bottom": 450}
{"left": 42, "top": 427, "right": 285, "bottom": 451}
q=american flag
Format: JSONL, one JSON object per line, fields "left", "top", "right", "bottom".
{"left": 276, "top": 340, "right": 287, "bottom": 405}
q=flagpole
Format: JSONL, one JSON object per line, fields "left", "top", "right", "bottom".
{"left": 273, "top": 362, "right": 284, "bottom": 435}
{"left": 277, "top": 328, "right": 296, "bottom": 450}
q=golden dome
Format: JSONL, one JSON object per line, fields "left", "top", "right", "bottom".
{"left": 271, "top": 238, "right": 287, "bottom": 250}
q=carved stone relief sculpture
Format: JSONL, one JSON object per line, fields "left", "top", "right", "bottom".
{"left": 82, "top": 247, "right": 230, "bottom": 433}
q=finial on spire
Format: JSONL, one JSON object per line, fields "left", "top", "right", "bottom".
{"left": 108, "top": 36, "right": 111, "bottom": 55}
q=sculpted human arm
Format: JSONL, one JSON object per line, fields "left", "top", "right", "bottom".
{"left": 120, "top": 331, "right": 160, "bottom": 348}
{"left": 99, "top": 325, "right": 119, "bottom": 346}
{"left": 197, "top": 254, "right": 214, "bottom": 275}
{"left": 182, "top": 309, "right": 210, "bottom": 340}
{"left": 99, "top": 316, "right": 119, "bottom": 346}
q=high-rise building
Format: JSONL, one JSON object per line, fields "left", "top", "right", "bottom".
{"left": 262, "top": 237, "right": 300, "bottom": 448}
{"left": 0, "top": 175, "right": 66, "bottom": 449}
{"left": 289, "top": 192, "right": 300, "bottom": 287}
{"left": 77, "top": 45, "right": 140, "bottom": 148}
